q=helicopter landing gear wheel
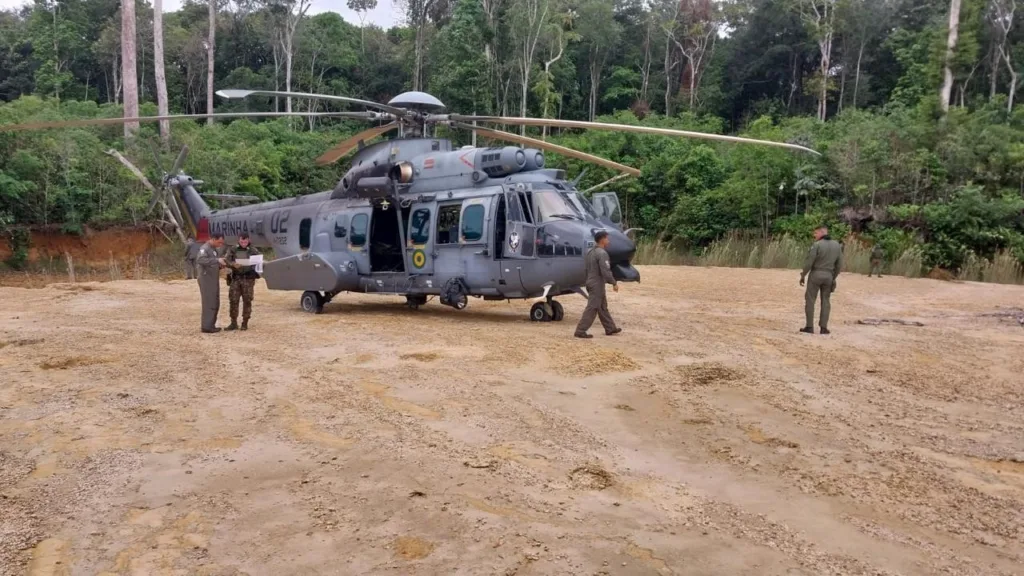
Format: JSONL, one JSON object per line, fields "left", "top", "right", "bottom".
{"left": 530, "top": 302, "right": 553, "bottom": 322}
{"left": 549, "top": 300, "right": 565, "bottom": 322}
{"left": 301, "top": 291, "right": 324, "bottom": 314}
{"left": 406, "top": 295, "right": 427, "bottom": 310}
{"left": 449, "top": 292, "right": 468, "bottom": 310}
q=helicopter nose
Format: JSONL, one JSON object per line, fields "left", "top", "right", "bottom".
{"left": 606, "top": 228, "right": 640, "bottom": 282}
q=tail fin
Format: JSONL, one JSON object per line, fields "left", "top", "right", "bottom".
{"left": 170, "top": 176, "right": 212, "bottom": 241}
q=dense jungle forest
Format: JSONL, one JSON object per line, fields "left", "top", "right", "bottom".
{"left": 1, "top": 0, "right": 1024, "bottom": 280}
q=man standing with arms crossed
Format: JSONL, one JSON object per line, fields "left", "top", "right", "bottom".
{"left": 575, "top": 230, "right": 622, "bottom": 339}
{"left": 196, "top": 232, "right": 227, "bottom": 334}
{"left": 800, "top": 225, "right": 842, "bottom": 335}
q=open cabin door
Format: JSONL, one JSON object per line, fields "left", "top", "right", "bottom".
{"left": 592, "top": 192, "right": 623, "bottom": 228}
{"left": 502, "top": 185, "right": 537, "bottom": 259}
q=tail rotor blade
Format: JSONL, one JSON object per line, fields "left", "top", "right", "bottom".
{"left": 171, "top": 145, "right": 189, "bottom": 174}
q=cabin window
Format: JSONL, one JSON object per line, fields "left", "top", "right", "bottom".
{"left": 436, "top": 205, "right": 461, "bottom": 245}
{"left": 462, "top": 205, "right": 485, "bottom": 242}
{"left": 409, "top": 208, "right": 431, "bottom": 244}
{"left": 299, "top": 218, "right": 312, "bottom": 250}
{"left": 333, "top": 215, "right": 347, "bottom": 238}
{"left": 350, "top": 214, "right": 368, "bottom": 247}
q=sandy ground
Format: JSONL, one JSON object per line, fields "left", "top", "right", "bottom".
{"left": 1, "top": 266, "right": 1023, "bottom": 576}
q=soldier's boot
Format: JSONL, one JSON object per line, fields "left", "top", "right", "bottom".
{"left": 606, "top": 328, "right": 622, "bottom": 336}
{"left": 574, "top": 332, "right": 593, "bottom": 339}
{"left": 799, "top": 327, "right": 814, "bottom": 334}
{"left": 226, "top": 319, "right": 239, "bottom": 331}
{"left": 240, "top": 319, "right": 248, "bottom": 331}
{"left": 820, "top": 327, "right": 831, "bottom": 335}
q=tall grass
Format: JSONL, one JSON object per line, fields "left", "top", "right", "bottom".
{"left": 957, "top": 251, "right": 1024, "bottom": 284}
{"left": 634, "top": 234, "right": 939, "bottom": 280}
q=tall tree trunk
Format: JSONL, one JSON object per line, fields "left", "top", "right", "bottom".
{"left": 940, "top": 0, "right": 962, "bottom": 113}
{"left": 990, "top": 45, "right": 1000, "bottom": 100}
{"left": 663, "top": 37, "right": 673, "bottom": 116}
{"left": 121, "top": 0, "right": 140, "bottom": 138}
{"left": 207, "top": 0, "right": 215, "bottom": 125}
{"left": 852, "top": 40, "right": 864, "bottom": 108}
{"left": 154, "top": 0, "right": 170, "bottom": 144}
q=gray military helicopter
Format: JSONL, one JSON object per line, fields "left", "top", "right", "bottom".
{"left": 1, "top": 89, "right": 818, "bottom": 321}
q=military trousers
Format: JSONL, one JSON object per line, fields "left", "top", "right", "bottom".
{"left": 185, "top": 260, "right": 197, "bottom": 280}
{"left": 198, "top": 274, "right": 221, "bottom": 332}
{"left": 576, "top": 284, "right": 617, "bottom": 335}
{"left": 229, "top": 277, "right": 256, "bottom": 322}
{"left": 805, "top": 270, "right": 834, "bottom": 329}
{"left": 869, "top": 259, "right": 882, "bottom": 277}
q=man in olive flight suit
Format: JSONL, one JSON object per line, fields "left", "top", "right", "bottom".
{"left": 868, "top": 244, "right": 884, "bottom": 278}
{"left": 224, "top": 233, "right": 260, "bottom": 331}
{"left": 183, "top": 236, "right": 201, "bottom": 279}
{"left": 196, "top": 232, "right": 227, "bottom": 334}
{"left": 575, "top": 230, "right": 623, "bottom": 339}
{"left": 800, "top": 225, "right": 843, "bottom": 335}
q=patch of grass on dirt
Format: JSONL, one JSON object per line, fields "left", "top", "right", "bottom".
{"left": 673, "top": 362, "right": 743, "bottom": 387}
{"left": 39, "top": 356, "right": 109, "bottom": 370}
{"left": 551, "top": 344, "right": 640, "bottom": 377}
{"left": 393, "top": 536, "right": 435, "bottom": 560}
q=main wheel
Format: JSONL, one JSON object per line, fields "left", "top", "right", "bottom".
{"left": 449, "top": 292, "right": 468, "bottom": 310}
{"left": 301, "top": 291, "right": 324, "bottom": 314}
{"left": 550, "top": 300, "right": 565, "bottom": 322}
{"left": 530, "top": 302, "right": 553, "bottom": 322}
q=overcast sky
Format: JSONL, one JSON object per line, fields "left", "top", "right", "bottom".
{"left": 0, "top": 0, "right": 400, "bottom": 28}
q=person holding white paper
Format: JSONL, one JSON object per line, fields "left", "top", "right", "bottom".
{"left": 224, "top": 233, "right": 262, "bottom": 331}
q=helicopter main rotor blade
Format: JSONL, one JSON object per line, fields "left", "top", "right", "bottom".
{"left": 171, "top": 145, "right": 190, "bottom": 175}
{"left": 315, "top": 122, "right": 400, "bottom": 166}
{"left": 456, "top": 123, "right": 641, "bottom": 177}
{"left": 450, "top": 116, "right": 822, "bottom": 156}
{"left": 0, "top": 111, "right": 380, "bottom": 132}
{"left": 217, "top": 89, "right": 407, "bottom": 118}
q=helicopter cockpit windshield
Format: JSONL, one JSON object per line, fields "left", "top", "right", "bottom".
{"left": 566, "top": 191, "right": 600, "bottom": 220}
{"left": 531, "top": 189, "right": 584, "bottom": 223}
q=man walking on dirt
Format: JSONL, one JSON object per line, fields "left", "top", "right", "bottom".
{"left": 196, "top": 232, "right": 227, "bottom": 334}
{"left": 224, "top": 233, "right": 260, "bottom": 331}
{"left": 869, "top": 244, "right": 884, "bottom": 278}
{"left": 800, "top": 225, "right": 842, "bottom": 335}
{"left": 184, "top": 236, "right": 201, "bottom": 280}
{"left": 575, "top": 230, "right": 622, "bottom": 339}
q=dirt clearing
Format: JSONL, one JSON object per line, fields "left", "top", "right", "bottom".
{"left": 1, "top": 266, "right": 1022, "bottom": 575}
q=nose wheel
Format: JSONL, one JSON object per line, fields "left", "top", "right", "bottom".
{"left": 530, "top": 300, "right": 564, "bottom": 322}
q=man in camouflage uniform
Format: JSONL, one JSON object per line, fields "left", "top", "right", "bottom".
{"left": 224, "top": 233, "right": 261, "bottom": 331}
{"left": 868, "top": 244, "right": 884, "bottom": 278}
{"left": 575, "top": 230, "right": 622, "bottom": 339}
{"left": 183, "top": 236, "right": 201, "bottom": 279}
{"left": 196, "top": 233, "right": 227, "bottom": 334}
{"left": 800, "top": 225, "right": 843, "bottom": 335}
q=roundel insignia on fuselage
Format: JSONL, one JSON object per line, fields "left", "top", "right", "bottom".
{"left": 412, "top": 249, "right": 427, "bottom": 269}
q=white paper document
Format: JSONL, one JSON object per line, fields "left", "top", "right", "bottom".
{"left": 249, "top": 254, "right": 264, "bottom": 274}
